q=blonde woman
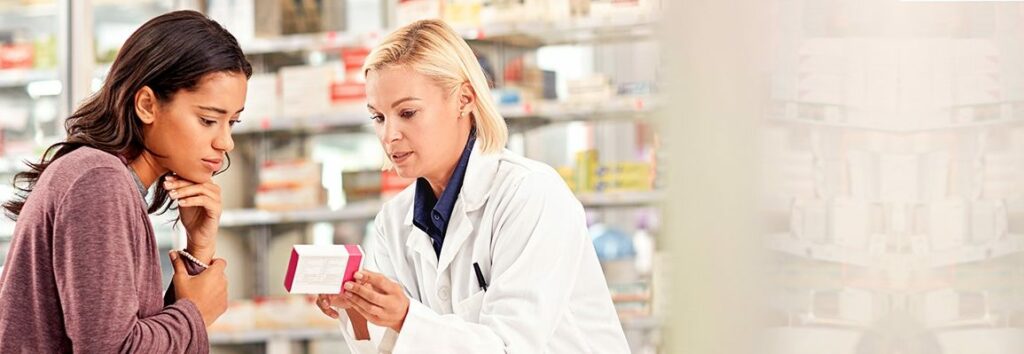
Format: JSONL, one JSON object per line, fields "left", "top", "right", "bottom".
{"left": 315, "top": 19, "right": 629, "bottom": 353}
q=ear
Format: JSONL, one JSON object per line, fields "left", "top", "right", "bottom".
{"left": 134, "top": 86, "right": 158, "bottom": 125}
{"left": 457, "top": 82, "right": 476, "bottom": 115}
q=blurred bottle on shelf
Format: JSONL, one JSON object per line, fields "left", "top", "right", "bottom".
{"left": 590, "top": 222, "right": 637, "bottom": 284}
{"left": 633, "top": 214, "right": 654, "bottom": 277}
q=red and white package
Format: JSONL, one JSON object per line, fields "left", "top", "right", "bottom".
{"left": 283, "top": 245, "right": 363, "bottom": 294}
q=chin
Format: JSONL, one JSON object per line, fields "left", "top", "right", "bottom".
{"left": 392, "top": 166, "right": 417, "bottom": 179}
{"left": 171, "top": 169, "right": 214, "bottom": 183}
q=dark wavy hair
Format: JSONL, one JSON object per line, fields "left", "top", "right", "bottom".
{"left": 4, "top": 10, "right": 252, "bottom": 219}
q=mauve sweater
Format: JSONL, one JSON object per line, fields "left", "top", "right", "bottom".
{"left": 0, "top": 147, "right": 209, "bottom": 353}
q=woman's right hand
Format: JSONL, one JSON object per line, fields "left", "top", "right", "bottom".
{"left": 170, "top": 251, "right": 228, "bottom": 327}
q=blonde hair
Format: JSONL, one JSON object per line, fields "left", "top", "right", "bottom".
{"left": 363, "top": 19, "right": 508, "bottom": 155}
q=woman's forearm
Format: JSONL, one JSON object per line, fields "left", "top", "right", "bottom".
{"left": 347, "top": 308, "right": 371, "bottom": 340}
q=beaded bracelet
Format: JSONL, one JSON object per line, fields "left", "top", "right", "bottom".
{"left": 177, "top": 249, "right": 210, "bottom": 269}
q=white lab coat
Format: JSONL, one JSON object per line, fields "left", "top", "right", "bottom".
{"left": 336, "top": 146, "right": 630, "bottom": 353}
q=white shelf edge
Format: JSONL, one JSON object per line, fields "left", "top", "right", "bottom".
{"left": 209, "top": 327, "right": 342, "bottom": 345}
{"left": 232, "top": 97, "right": 657, "bottom": 135}
{"left": 239, "top": 16, "right": 659, "bottom": 56}
{"left": 0, "top": 69, "right": 57, "bottom": 88}
{"left": 220, "top": 191, "right": 659, "bottom": 228}
{"left": 220, "top": 200, "right": 383, "bottom": 228}
{"left": 765, "top": 232, "right": 1024, "bottom": 268}
{"left": 577, "top": 191, "right": 661, "bottom": 208}
{"left": 209, "top": 315, "right": 659, "bottom": 344}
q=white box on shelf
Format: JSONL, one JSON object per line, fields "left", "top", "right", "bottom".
{"left": 923, "top": 289, "right": 959, "bottom": 325}
{"left": 879, "top": 154, "right": 920, "bottom": 203}
{"left": 846, "top": 150, "right": 876, "bottom": 201}
{"left": 831, "top": 199, "right": 870, "bottom": 250}
{"left": 837, "top": 288, "right": 873, "bottom": 323}
{"left": 284, "top": 245, "right": 364, "bottom": 294}
{"left": 280, "top": 65, "right": 335, "bottom": 118}
{"left": 970, "top": 200, "right": 1007, "bottom": 244}
{"left": 921, "top": 151, "right": 950, "bottom": 201}
{"left": 928, "top": 199, "right": 967, "bottom": 251}
{"left": 397, "top": 0, "right": 443, "bottom": 27}
{"left": 791, "top": 199, "right": 828, "bottom": 243}
{"left": 241, "top": 73, "right": 279, "bottom": 124}
{"left": 589, "top": 0, "right": 656, "bottom": 20}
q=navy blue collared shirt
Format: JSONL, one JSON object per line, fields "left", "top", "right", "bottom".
{"left": 412, "top": 129, "right": 476, "bottom": 258}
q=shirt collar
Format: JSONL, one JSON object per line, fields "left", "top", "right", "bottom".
{"left": 412, "top": 129, "right": 476, "bottom": 236}
{"left": 120, "top": 154, "right": 148, "bottom": 200}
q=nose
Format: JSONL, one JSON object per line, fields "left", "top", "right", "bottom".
{"left": 379, "top": 117, "right": 403, "bottom": 144}
{"left": 214, "top": 126, "right": 235, "bottom": 152}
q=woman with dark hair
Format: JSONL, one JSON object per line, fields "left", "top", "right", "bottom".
{"left": 0, "top": 10, "right": 250, "bottom": 352}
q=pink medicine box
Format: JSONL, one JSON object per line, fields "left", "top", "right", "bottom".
{"left": 284, "top": 245, "right": 364, "bottom": 294}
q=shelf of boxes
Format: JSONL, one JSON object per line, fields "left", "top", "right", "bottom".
{"left": 924, "top": 234, "right": 1024, "bottom": 268}
{"left": 232, "top": 96, "right": 657, "bottom": 136}
{"left": 764, "top": 233, "right": 874, "bottom": 267}
{"left": 209, "top": 327, "right": 342, "bottom": 345}
{"left": 454, "top": 15, "right": 658, "bottom": 47}
{"left": 241, "top": 31, "right": 370, "bottom": 55}
{"left": 768, "top": 100, "right": 1024, "bottom": 133}
{"left": 219, "top": 200, "right": 384, "bottom": 228}
{"left": 0, "top": 69, "right": 56, "bottom": 88}
{"left": 209, "top": 317, "right": 657, "bottom": 345}
{"left": 237, "top": 16, "right": 658, "bottom": 56}
{"left": 576, "top": 191, "right": 662, "bottom": 208}
{"left": 766, "top": 232, "right": 1024, "bottom": 269}
{"left": 220, "top": 191, "right": 660, "bottom": 228}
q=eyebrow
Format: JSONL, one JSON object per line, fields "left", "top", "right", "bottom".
{"left": 197, "top": 105, "right": 245, "bottom": 115}
{"left": 367, "top": 97, "right": 422, "bottom": 111}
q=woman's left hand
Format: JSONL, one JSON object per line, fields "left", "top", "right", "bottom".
{"left": 338, "top": 270, "right": 410, "bottom": 332}
{"left": 164, "top": 175, "right": 222, "bottom": 263}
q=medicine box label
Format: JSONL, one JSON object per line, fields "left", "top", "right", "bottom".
{"left": 284, "top": 244, "right": 363, "bottom": 294}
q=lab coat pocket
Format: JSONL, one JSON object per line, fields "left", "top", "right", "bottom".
{"left": 455, "top": 290, "right": 486, "bottom": 323}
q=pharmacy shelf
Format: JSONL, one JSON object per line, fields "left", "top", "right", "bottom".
{"left": 766, "top": 232, "right": 1024, "bottom": 269}
{"left": 209, "top": 327, "right": 342, "bottom": 345}
{"left": 239, "top": 16, "right": 658, "bottom": 55}
{"left": 241, "top": 32, "right": 369, "bottom": 55}
{"left": 220, "top": 191, "right": 659, "bottom": 228}
{"left": 0, "top": 156, "right": 27, "bottom": 175}
{"left": 764, "top": 233, "right": 874, "bottom": 267}
{"left": 0, "top": 1, "right": 170, "bottom": 24}
{"left": 209, "top": 315, "right": 657, "bottom": 345}
{"left": 924, "top": 235, "right": 1024, "bottom": 268}
{"left": 768, "top": 116, "right": 1024, "bottom": 133}
{"left": 576, "top": 191, "right": 662, "bottom": 208}
{"left": 619, "top": 316, "right": 660, "bottom": 330}
{"left": 0, "top": 64, "right": 114, "bottom": 89}
{"left": 0, "top": 219, "right": 13, "bottom": 239}
{"left": 456, "top": 15, "right": 658, "bottom": 47}
{"left": 768, "top": 100, "right": 1024, "bottom": 133}
{"left": 219, "top": 200, "right": 384, "bottom": 228}
{"left": 232, "top": 96, "right": 657, "bottom": 136}
{"left": 233, "top": 110, "right": 371, "bottom": 135}
{"left": 0, "top": 69, "right": 56, "bottom": 88}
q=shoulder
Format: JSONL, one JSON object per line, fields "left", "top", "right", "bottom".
{"left": 43, "top": 147, "right": 133, "bottom": 199}
{"left": 489, "top": 150, "right": 578, "bottom": 211}
{"left": 494, "top": 150, "right": 572, "bottom": 197}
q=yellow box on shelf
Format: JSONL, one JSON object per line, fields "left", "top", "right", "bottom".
{"left": 574, "top": 149, "right": 599, "bottom": 193}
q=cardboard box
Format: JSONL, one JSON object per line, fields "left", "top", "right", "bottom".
{"left": 280, "top": 65, "right": 335, "bottom": 118}
{"left": 241, "top": 73, "right": 280, "bottom": 125}
{"left": 284, "top": 245, "right": 364, "bottom": 294}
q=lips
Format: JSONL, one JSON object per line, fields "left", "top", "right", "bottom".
{"left": 202, "top": 158, "right": 223, "bottom": 172}
{"left": 390, "top": 151, "right": 412, "bottom": 164}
